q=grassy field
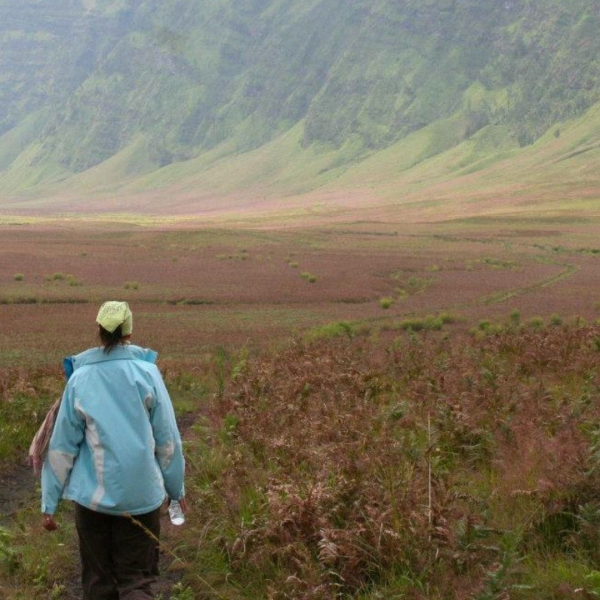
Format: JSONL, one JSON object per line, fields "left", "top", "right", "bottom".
{"left": 1, "top": 218, "right": 599, "bottom": 362}
{"left": 1, "top": 215, "right": 600, "bottom": 599}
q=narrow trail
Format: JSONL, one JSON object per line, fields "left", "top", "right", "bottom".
{"left": 0, "top": 461, "right": 37, "bottom": 526}
{"left": 480, "top": 261, "right": 579, "bottom": 306}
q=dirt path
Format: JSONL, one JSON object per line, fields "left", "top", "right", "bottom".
{"left": 480, "top": 261, "right": 579, "bottom": 306}
{"left": 0, "top": 460, "right": 37, "bottom": 526}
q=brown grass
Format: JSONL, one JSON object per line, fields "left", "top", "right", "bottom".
{"left": 2, "top": 218, "right": 600, "bottom": 597}
{"left": 2, "top": 220, "right": 600, "bottom": 371}
{"left": 176, "top": 322, "right": 600, "bottom": 598}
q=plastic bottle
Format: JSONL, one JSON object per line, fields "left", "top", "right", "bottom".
{"left": 168, "top": 500, "right": 185, "bottom": 525}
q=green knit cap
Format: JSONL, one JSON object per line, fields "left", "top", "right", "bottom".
{"left": 96, "top": 301, "right": 133, "bottom": 336}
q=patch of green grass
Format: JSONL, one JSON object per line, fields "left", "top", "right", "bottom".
{"left": 481, "top": 257, "right": 518, "bottom": 269}
{"left": 549, "top": 313, "right": 563, "bottom": 326}
{"left": 380, "top": 297, "right": 394, "bottom": 309}
{"left": 478, "top": 319, "right": 492, "bottom": 331}
{"left": 66, "top": 275, "right": 82, "bottom": 287}
{"left": 0, "top": 527, "right": 19, "bottom": 574}
{"left": 396, "top": 312, "right": 456, "bottom": 332}
{"left": 0, "top": 507, "right": 78, "bottom": 599}
{"left": 527, "top": 316, "right": 545, "bottom": 330}
{"left": 512, "top": 557, "right": 600, "bottom": 599}
{"left": 305, "top": 320, "right": 368, "bottom": 341}
{"left": 509, "top": 309, "right": 521, "bottom": 325}
{"left": 300, "top": 271, "right": 317, "bottom": 283}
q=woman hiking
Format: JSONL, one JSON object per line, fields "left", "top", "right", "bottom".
{"left": 41, "top": 301, "right": 186, "bottom": 599}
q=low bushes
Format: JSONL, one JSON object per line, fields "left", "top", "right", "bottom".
{"left": 178, "top": 322, "right": 600, "bottom": 598}
{"left": 5, "top": 322, "right": 600, "bottom": 598}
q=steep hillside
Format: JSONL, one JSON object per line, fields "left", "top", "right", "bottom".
{"left": 1, "top": 0, "right": 600, "bottom": 214}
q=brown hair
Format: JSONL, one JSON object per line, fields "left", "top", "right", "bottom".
{"left": 98, "top": 324, "right": 124, "bottom": 354}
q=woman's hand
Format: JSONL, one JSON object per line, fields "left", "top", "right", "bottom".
{"left": 42, "top": 513, "right": 58, "bottom": 531}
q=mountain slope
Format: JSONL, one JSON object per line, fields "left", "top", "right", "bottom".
{"left": 1, "top": 0, "right": 600, "bottom": 214}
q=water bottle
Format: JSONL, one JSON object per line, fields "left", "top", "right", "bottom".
{"left": 168, "top": 500, "right": 185, "bottom": 525}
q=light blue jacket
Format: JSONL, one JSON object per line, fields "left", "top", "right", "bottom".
{"left": 41, "top": 344, "right": 185, "bottom": 516}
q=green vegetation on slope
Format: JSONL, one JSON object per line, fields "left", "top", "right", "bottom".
{"left": 2, "top": 0, "right": 600, "bottom": 203}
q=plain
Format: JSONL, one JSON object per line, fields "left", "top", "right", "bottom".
{"left": 1, "top": 214, "right": 600, "bottom": 599}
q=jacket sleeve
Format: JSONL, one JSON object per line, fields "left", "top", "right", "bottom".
{"left": 41, "top": 384, "right": 85, "bottom": 514}
{"left": 150, "top": 369, "right": 185, "bottom": 501}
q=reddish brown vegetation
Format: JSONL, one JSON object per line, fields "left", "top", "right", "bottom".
{"left": 1, "top": 222, "right": 600, "bottom": 372}
{"left": 2, "top": 218, "right": 600, "bottom": 598}
{"left": 206, "top": 324, "right": 600, "bottom": 597}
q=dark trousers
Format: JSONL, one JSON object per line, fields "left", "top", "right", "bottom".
{"left": 74, "top": 503, "right": 161, "bottom": 600}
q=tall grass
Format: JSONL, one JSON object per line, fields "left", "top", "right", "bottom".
{"left": 167, "top": 321, "right": 600, "bottom": 598}
{"left": 4, "top": 322, "right": 600, "bottom": 598}
{"left": 0, "top": 366, "right": 64, "bottom": 461}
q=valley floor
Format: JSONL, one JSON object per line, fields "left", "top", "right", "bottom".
{"left": 1, "top": 215, "right": 600, "bottom": 598}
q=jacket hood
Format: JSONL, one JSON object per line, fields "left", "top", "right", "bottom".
{"left": 63, "top": 345, "right": 158, "bottom": 380}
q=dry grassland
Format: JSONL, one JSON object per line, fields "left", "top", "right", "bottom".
{"left": 1, "top": 214, "right": 600, "bottom": 599}
{"left": 1, "top": 218, "right": 599, "bottom": 369}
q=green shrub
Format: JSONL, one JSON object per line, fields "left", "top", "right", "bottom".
{"left": 13, "top": 273, "right": 24, "bottom": 281}
{"left": 398, "top": 313, "right": 456, "bottom": 332}
{"left": 66, "top": 274, "right": 82, "bottom": 287}
{"left": 400, "top": 317, "right": 426, "bottom": 332}
{"left": 124, "top": 281, "right": 139, "bottom": 290}
{"left": 380, "top": 297, "right": 394, "bottom": 309}
{"left": 528, "top": 316, "right": 544, "bottom": 330}
{"left": 550, "top": 314, "right": 563, "bottom": 326}
{"left": 479, "top": 320, "right": 492, "bottom": 331}
{"left": 438, "top": 312, "right": 456, "bottom": 324}
{"left": 307, "top": 321, "right": 355, "bottom": 340}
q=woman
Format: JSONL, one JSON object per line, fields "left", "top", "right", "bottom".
{"left": 41, "top": 301, "right": 186, "bottom": 600}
